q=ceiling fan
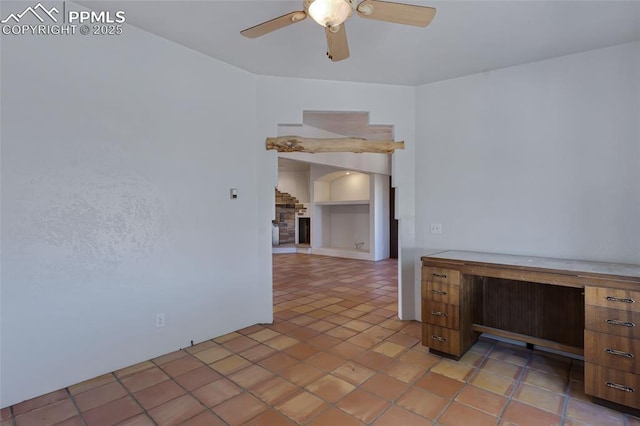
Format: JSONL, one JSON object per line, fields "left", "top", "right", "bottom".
{"left": 240, "top": 0, "right": 436, "bottom": 62}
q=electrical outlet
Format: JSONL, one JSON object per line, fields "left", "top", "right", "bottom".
{"left": 430, "top": 223, "right": 442, "bottom": 234}
{"left": 156, "top": 313, "right": 165, "bottom": 328}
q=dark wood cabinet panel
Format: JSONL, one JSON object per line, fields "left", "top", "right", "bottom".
{"left": 423, "top": 324, "right": 461, "bottom": 356}
{"left": 585, "top": 330, "right": 640, "bottom": 374}
{"left": 585, "top": 306, "right": 640, "bottom": 339}
{"left": 423, "top": 281, "right": 460, "bottom": 305}
{"left": 424, "top": 301, "right": 459, "bottom": 329}
{"left": 586, "top": 287, "right": 640, "bottom": 313}
{"left": 480, "top": 278, "right": 584, "bottom": 348}
{"left": 585, "top": 363, "right": 640, "bottom": 409}
{"left": 422, "top": 267, "right": 460, "bottom": 285}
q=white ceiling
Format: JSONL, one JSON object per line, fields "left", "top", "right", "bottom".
{"left": 80, "top": 1, "right": 640, "bottom": 86}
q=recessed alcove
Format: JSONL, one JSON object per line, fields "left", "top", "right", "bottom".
{"left": 275, "top": 111, "right": 393, "bottom": 261}
{"left": 311, "top": 167, "right": 389, "bottom": 261}
{"left": 313, "top": 171, "right": 371, "bottom": 255}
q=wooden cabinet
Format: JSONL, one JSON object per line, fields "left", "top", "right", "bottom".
{"left": 423, "top": 267, "right": 460, "bottom": 285}
{"left": 421, "top": 266, "right": 478, "bottom": 358}
{"left": 585, "top": 286, "right": 640, "bottom": 408}
{"left": 584, "top": 330, "right": 640, "bottom": 373}
{"left": 424, "top": 281, "right": 460, "bottom": 305}
{"left": 585, "top": 364, "right": 640, "bottom": 410}
{"left": 423, "top": 325, "right": 461, "bottom": 355}
{"left": 421, "top": 250, "right": 640, "bottom": 411}
{"left": 585, "top": 306, "right": 640, "bottom": 338}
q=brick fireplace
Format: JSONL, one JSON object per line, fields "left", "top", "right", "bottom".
{"left": 274, "top": 189, "right": 306, "bottom": 245}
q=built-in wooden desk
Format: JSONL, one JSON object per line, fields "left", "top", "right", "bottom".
{"left": 420, "top": 251, "right": 640, "bottom": 410}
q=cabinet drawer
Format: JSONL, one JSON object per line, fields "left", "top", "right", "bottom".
{"left": 424, "top": 281, "right": 460, "bottom": 305}
{"left": 423, "top": 267, "right": 460, "bottom": 285}
{"left": 423, "top": 301, "right": 459, "bottom": 329}
{"left": 424, "top": 324, "right": 461, "bottom": 357}
{"left": 584, "top": 330, "right": 640, "bottom": 374}
{"left": 586, "top": 286, "right": 640, "bottom": 313}
{"left": 585, "top": 363, "right": 640, "bottom": 409}
{"left": 585, "top": 305, "right": 640, "bottom": 339}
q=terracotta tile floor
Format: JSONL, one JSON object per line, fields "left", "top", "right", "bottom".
{"left": 4, "top": 254, "right": 639, "bottom": 425}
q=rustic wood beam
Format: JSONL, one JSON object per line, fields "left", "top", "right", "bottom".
{"left": 266, "top": 136, "right": 405, "bottom": 154}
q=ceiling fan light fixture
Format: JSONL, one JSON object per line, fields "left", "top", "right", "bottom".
{"left": 307, "top": 0, "right": 353, "bottom": 28}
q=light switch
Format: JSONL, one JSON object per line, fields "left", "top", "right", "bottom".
{"left": 230, "top": 188, "right": 238, "bottom": 199}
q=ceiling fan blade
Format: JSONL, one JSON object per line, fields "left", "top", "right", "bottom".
{"left": 325, "top": 24, "right": 349, "bottom": 62}
{"left": 241, "top": 11, "right": 307, "bottom": 38}
{"left": 356, "top": 0, "right": 436, "bottom": 27}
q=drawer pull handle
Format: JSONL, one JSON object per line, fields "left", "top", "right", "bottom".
{"left": 432, "top": 273, "right": 447, "bottom": 279}
{"left": 431, "top": 335, "right": 447, "bottom": 343}
{"left": 606, "top": 319, "right": 636, "bottom": 328}
{"left": 605, "top": 348, "right": 634, "bottom": 359}
{"left": 431, "top": 311, "right": 447, "bottom": 317}
{"left": 606, "top": 296, "right": 635, "bottom": 304}
{"left": 431, "top": 289, "right": 447, "bottom": 296}
{"left": 606, "top": 382, "right": 635, "bottom": 393}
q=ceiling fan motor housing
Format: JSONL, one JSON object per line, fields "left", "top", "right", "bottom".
{"left": 304, "top": 0, "right": 356, "bottom": 28}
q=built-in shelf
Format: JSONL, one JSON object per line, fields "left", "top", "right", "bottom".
{"left": 320, "top": 246, "right": 370, "bottom": 253}
{"left": 312, "top": 247, "right": 372, "bottom": 261}
{"left": 311, "top": 168, "right": 388, "bottom": 261}
{"left": 314, "top": 200, "right": 370, "bottom": 206}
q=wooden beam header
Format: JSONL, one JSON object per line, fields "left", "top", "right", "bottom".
{"left": 266, "top": 136, "right": 405, "bottom": 154}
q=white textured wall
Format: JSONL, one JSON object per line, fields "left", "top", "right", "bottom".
{"left": 326, "top": 205, "right": 370, "bottom": 250}
{"left": 416, "top": 42, "right": 640, "bottom": 282}
{"left": 330, "top": 174, "right": 370, "bottom": 201}
{"left": 278, "top": 171, "right": 310, "bottom": 203}
{"left": 1, "top": 22, "right": 270, "bottom": 406}
{"left": 373, "top": 174, "right": 391, "bottom": 261}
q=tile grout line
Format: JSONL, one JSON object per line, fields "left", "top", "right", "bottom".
{"left": 507, "top": 347, "right": 534, "bottom": 417}
{"left": 10, "top": 405, "right": 16, "bottom": 426}
{"left": 193, "top": 327, "right": 340, "bottom": 425}
{"left": 232, "top": 302, "right": 421, "bottom": 424}
{"left": 205, "top": 334, "right": 306, "bottom": 425}
{"left": 111, "top": 368, "right": 160, "bottom": 425}
{"left": 248, "top": 320, "right": 408, "bottom": 425}
{"left": 433, "top": 344, "right": 490, "bottom": 424}
{"left": 559, "top": 358, "right": 575, "bottom": 423}
{"left": 64, "top": 386, "right": 89, "bottom": 426}
{"left": 450, "top": 346, "right": 497, "bottom": 421}
{"left": 149, "top": 346, "right": 234, "bottom": 425}
{"left": 491, "top": 344, "right": 531, "bottom": 423}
